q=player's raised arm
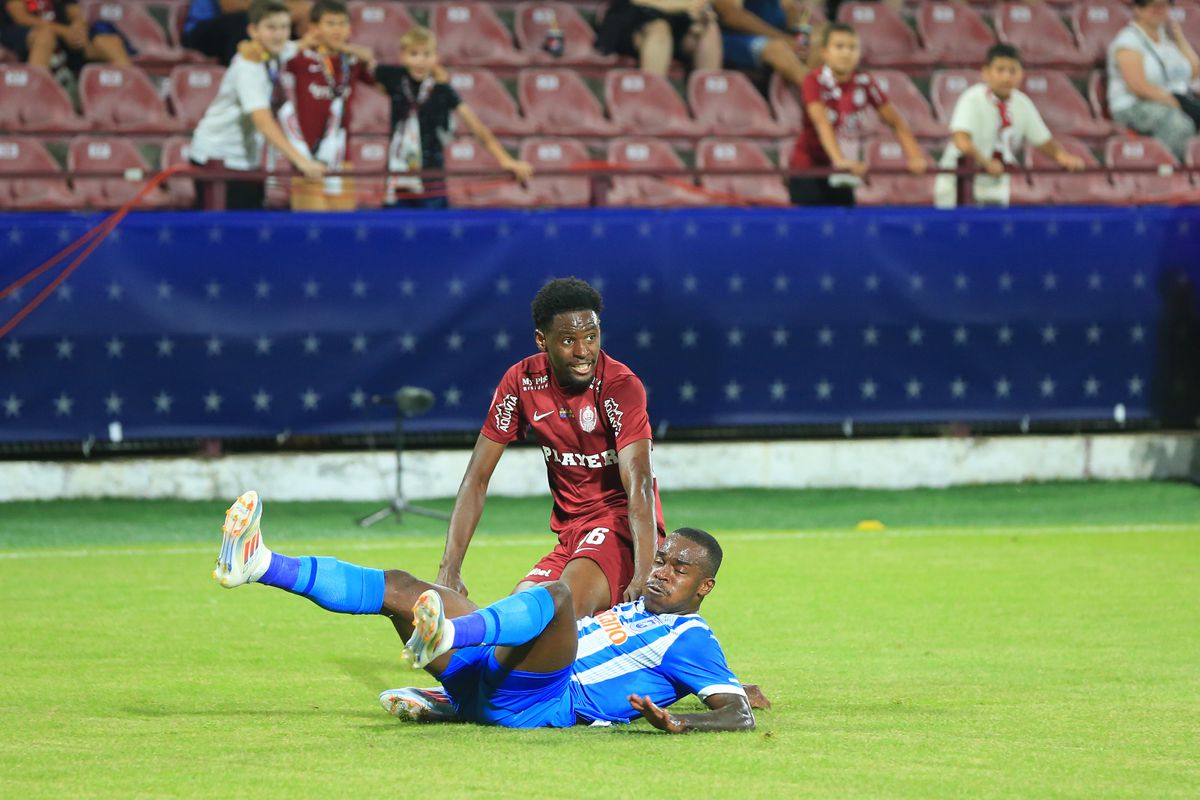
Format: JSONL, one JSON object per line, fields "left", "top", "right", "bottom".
{"left": 628, "top": 692, "right": 755, "bottom": 733}
{"left": 436, "top": 434, "right": 506, "bottom": 597}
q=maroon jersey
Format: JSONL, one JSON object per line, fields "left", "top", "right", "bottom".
{"left": 284, "top": 47, "right": 373, "bottom": 152}
{"left": 481, "top": 350, "right": 665, "bottom": 537}
{"left": 790, "top": 66, "right": 887, "bottom": 168}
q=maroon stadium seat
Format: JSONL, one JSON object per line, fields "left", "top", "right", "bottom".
{"left": 1086, "top": 69, "right": 1112, "bottom": 122}
{"left": 0, "top": 45, "right": 15, "bottom": 62}
{"left": 0, "top": 137, "right": 82, "bottom": 210}
{"left": 687, "top": 70, "right": 787, "bottom": 137}
{"left": 68, "top": 136, "right": 173, "bottom": 208}
{"left": 855, "top": 137, "right": 936, "bottom": 206}
{"left": 518, "top": 137, "right": 592, "bottom": 206}
{"left": 1170, "top": 1, "right": 1200, "bottom": 47}
{"left": 695, "top": 138, "right": 787, "bottom": 205}
{"left": 1072, "top": 0, "right": 1133, "bottom": 64}
{"left": 0, "top": 65, "right": 90, "bottom": 132}
{"left": 348, "top": 1, "right": 415, "bottom": 65}
{"left": 930, "top": 69, "right": 980, "bottom": 122}
{"left": 448, "top": 68, "right": 536, "bottom": 136}
{"left": 79, "top": 64, "right": 183, "bottom": 133}
{"left": 604, "top": 69, "right": 704, "bottom": 137}
{"left": 158, "top": 135, "right": 196, "bottom": 208}
{"left": 605, "top": 137, "right": 709, "bottom": 206}
{"left": 1186, "top": 136, "right": 1200, "bottom": 180}
{"left": 1022, "top": 70, "right": 1115, "bottom": 140}
{"left": 444, "top": 137, "right": 531, "bottom": 207}
{"left": 1105, "top": 135, "right": 1197, "bottom": 203}
{"left": 916, "top": 2, "right": 995, "bottom": 67}
{"left": 167, "top": 64, "right": 224, "bottom": 128}
{"left": 514, "top": 2, "right": 618, "bottom": 66}
{"left": 993, "top": 2, "right": 1092, "bottom": 68}
{"left": 346, "top": 136, "right": 389, "bottom": 208}
{"left": 1024, "top": 133, "right": 1122, "bottom": 204}
{"left": 872, "top": 70, "right": 947, "bottom": 140}
{"left": 83, "top": 0, "right": 189, "bottom": 66}
{"left": 348, "top": 84, "right": 391, "bottom": 136}
{"left": 768, "top": 73, "right": 803, "bottom": 131}
{"left": 518, "top": 68, "right": 619, "bottom": 136}
{"left": 836, "top": 2, "right": 935, "bottom": 68}
{"left": 431, "top": 2, "right": 528, "bottom": 67}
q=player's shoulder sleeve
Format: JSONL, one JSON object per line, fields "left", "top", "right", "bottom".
{"left": 602, "top": 369, "right": 652, "bottom": 449}
{"left": 479, "top": 361, "right": 526, "bottom": 445}
{"left": 661, "top": 620, "right": 746, "bottom": 702}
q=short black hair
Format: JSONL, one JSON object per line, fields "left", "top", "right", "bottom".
{"left": 672, "top": 527, "right": 723, "bottom": 578}
{"left": 985, "top": 43, "right": 1022, "bottom": 66}
{"left": 310, "top": 0, "right": 349, "bottom": 23}
{"left": 249, "top": 0, "right": 290, "bottom": 25}
{"left": 531, "top": 277, "right": 603, "bottom": 332}
{"left": 822, "top": 22, "right": 857, "bottom": 47}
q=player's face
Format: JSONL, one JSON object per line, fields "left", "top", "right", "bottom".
{"left": 314, "top": 12, "right": 350, "bottom": 49}
{"left": 982, "top": 57, "right": 1022, "bottom": 100}
{"left": 822, "top": 32, "right": 860, "bottom": 77}
{"left": 642, "top": 535, "right": 715, "bottom": 616}
{"left": 536, "top": 310, "right": 601, "bottom": 391}
{"left": 250, "top": 13, "right": 293, "bottom": 56}
{"left": 402, "top": 44, "right": 438, "bottom": 79}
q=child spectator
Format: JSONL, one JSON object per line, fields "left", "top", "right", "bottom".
{"left": 0, "top": 0, "right": 130, "bottom": 71}
{"left": 934, "top": 43, "right": 1084, "bottom": 209}
{"left": 787, "top": 22, "right": 926, "bottom": 206}
{"left": 595, "top": 0, "right": 722, "bottom": 77}
{"left": 373, "top": 26, "right": 533, "bottom": 209}
{"left": 189, "top": 0, "right": 325, "bottom": 210}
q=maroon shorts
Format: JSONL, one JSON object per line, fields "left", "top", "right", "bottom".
{"left": 523, "top": 515, "right": 643, "bottom": 608}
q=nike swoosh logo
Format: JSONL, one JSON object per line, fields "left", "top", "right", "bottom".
{"left": 533, "top": 410, "right": 554, "bottom": 421}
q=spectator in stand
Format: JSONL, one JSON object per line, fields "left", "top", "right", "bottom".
{"left": 595, "top": 0, "right": 722, "bottom": 77}
{"left": 189, "top": 0, "right": 326, "bottom": 210}
{"left": 1108, "top": 0, "right": 1200, "bottom": 160}
{"left": 374, "top": 26, "right": 533, "bottom": 209}
{"left": 713, "top": 0, "right": 822, "bottom": 92}
{"left": 934, "top": 43, "right": 1083, "bottom": 208}
{"left": 787, "top": 22, "right": 925, "bottom": 206}
{"left": 0, "top": 0, "right": 130, "bottom": 70}
{"left": 183, "top": 0, "right": 311, "bottom": 66}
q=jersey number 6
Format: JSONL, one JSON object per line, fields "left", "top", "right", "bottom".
{"left": 583, "top": 527, "right": 609, "bottom": 546}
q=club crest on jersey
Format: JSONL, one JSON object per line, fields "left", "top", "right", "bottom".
{"left": 579, "top": 404, "right": 597, "bottom": 432}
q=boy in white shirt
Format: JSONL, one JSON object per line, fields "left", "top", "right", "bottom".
{"left": 935, "top": 43, "right": 1083, "bottom": 209}
{"left": 189, "top": 0, "right": 326, "bottom": 209}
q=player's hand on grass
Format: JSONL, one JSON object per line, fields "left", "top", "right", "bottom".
{"left": 743, "top": 684, "right": 772, "bottom": 710}
{"left": 629, "top": 694, "right": 685, "bottom": 733}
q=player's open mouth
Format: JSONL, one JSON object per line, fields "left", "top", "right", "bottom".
{"left": 645, "top": 583, "right": 664, "bottom": 596}
{"left": 570, "top": 363, "right": 592, "bottom": 375}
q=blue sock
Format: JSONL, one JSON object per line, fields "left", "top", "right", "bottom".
{"left": 450, "top": 586, "right": 556, "bottom": 649}
{"left": 257, "top": 552, "right": 385, "bottom": 615}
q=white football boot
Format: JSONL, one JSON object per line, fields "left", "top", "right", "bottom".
{"left": 401, "top": 589, "right": 455, "bottom": 669}
{"left": 378, "top": 687, "right": 459, "bottom": 723}
{"left": 213, "top": 490, "right": 270, "bottom": 588}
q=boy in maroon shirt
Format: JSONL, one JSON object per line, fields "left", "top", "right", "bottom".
{"left": 788, "top": 22, "right": 926, "bottom": 206}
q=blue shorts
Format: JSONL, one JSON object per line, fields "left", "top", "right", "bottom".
{"left": 722, "top": 32, "right": 772, "bottom": 68}
{"left": 438, "top": 646, "right": 577, "bottom": 728}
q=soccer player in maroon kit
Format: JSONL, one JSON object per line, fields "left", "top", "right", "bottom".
{"left": 788, "top": 22, "right": 926, "bottom": 207}
{"left": 436, "top": 278, "right": 663, "bottom": 620}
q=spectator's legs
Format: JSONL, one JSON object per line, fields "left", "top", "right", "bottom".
{"left": 789, "top": 176, "right": 854, "bottom": 206}
{"left": 1114, "top": 101, "right": 1197, "bottom": 161}
{"left": 686, "top": 18, "right": 723, "bottom": 71}
{"left": 25, "top": 25, "right": 56, "bottom": 68}
{"left": 86, "top": 32, "right": 130, "bottom": 65}
{"left": 633, "top": 19, "right": 674, "bottom": 77}
{"left": 760, "top": 36, "right": 809, "bottom": 88}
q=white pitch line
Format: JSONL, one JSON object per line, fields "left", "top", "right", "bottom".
{"left": 0, "top": 523, "right": 1192, "bottom": 561}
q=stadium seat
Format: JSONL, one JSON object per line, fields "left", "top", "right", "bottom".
{"left": 1022, "top": 70, "right": 1115, "bottom": 140}
{"left": 993, "top": 2, "right": 1092, "bottom": 68}
{"left": 1169, "top": 1, "right": 1200, "bottom": 48}
{"left": 158, "top": 135, "right": 195, "bottom": 207}
{"left": 1086, "top": 70, "right": 1112, "bottom": 123}
{"left": 167, "top": 64, "right": 224, "bottom": 129}
{"left": 79, "top": 64, "right": 183, "bottom": 133}
{"left": 514, "top": 2, "right": 618, "bottom": 66}
{"left": 83, "top": 0, "right": 190, "bottom": 66}
{"left": 695, "top": 138, "right": 788, "bottom": 205}
{"left": 930, "top": 69, "right": 980, "bottom": 122}
{"left": 444, "top": 137, "right": 531, "bottom": 207}
{"left": 915, "top": 2, "right": 995, "bottom": 68}
{"left": 1024, "top": 133, "right": 1122, "bottom": 204}
{"left": 68, "top": 136, "right": 174, "bottom": 208}
{"left": 687, "top": 70, "right": 787, "bottom": 137}
{"left": 605, "top": 137, "right": 709, "bottom": 207}
{"left": 855, "top": 138, "right": 937, "bottom": 206}
{"left": 518, "top": 68, "right": 619, "bottom": 136}
{"left": 1072, "top": 0, "right": 1133, "bottom": 64}
{"left": 872, "top": 70, "right": 947, "bottom": 140}
{"left": 837, "top": 2, "right": 936, "bottom": 68}
{"left": 604, "top": 69, "right": 704, "bottom": 137}
{"left": 1105, "top": 136, "right": 1197, "bottom": 203}
{"left": 0, "top": 136, "right": 82, "bottom": 210}
{"left": 348, "top": 84, "right": 391, "bottom": 136}
{"left": 768, "top": 73, "right": 803, "bottom": 131}
{"left": 346, "top": 136, "right": 388, "bottom": 208}
{"left": 348, "top": 1, "right": 415, "bottom": 64}
{"left": 447, "top": 69, "right": 536, "bottom": 137}
{"left": 431, "top": 2, "right": 529, "bottom": 67}
{"left": 518, "top": 137, "right": 592, "bottom": 206}
{"left": 0, "top": 65, "right": 90, "bottom": 132}
{"left": 1187, "top": 136, "right": 1200, "bottom": 177}
{"left": 0, "top": 45, "right": 14, "bottom": 62}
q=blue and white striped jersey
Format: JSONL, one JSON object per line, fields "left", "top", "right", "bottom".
{"left": 568, "top": 599, "right": 745, "bottom": 724}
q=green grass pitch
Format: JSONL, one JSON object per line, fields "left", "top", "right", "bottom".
{"left": 1, "top": 482, "right": 1197, "bottom": 798}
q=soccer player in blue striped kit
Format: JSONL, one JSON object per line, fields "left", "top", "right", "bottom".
{"left": 214, "top": 491, "right": 755, "bottom": 732}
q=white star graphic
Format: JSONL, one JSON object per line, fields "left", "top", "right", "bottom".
{"left": 997, "top": 325, "right": 1013, "bottom": 345}
{"left": 350, "top": 279, "right": 368, "bottom": 298}
{"left": 156, "top": 281, "right": 172, "bottom": 300}
{"left": 905, "top": 378, "right": 922, "bottom": 399}
{"left": 301, "top": 388, "right": 320, "bottom": 410}
{"left": 400, "top": 278, "right": 416, "bottom": 296}
{"left": 53, "top": 392, "right": 73, "bottom": 416}
{"left": 210, "top": 227, "right": 224, "bottom": 243}
{"left": 995, "top": 378, "right": 1011, "bottom": 398}
{"left": 727, "top": 328, "right": 744, "bottom": 347}
{"left": 1134, "top": 219, "right": 1147, "bottom": 236}
{"left": 591, "top": 222, "right": 605, "bottom": 239}
{"left": 769, "top": 380, "right": 787, "bottom": 401}
{"left": 911, "top": 221, "right": 925, "bottom": 237}
{"left": 306, "top": 226, "right": 321, "bottom": 242}
{"left": 728, "top": 274, "right": 744, "bottom": 293}
{"left": 206, "top": 336, "right": 222, "bottom": 357}
{"left": 679, "top": 382, "right": 696, "bottom": 403}
{"left": 636, "top": 329, "right": 653, "bottom": 348}
{"left": 206, "top": 281, "right": 221, "bottom": 300}
{"left": 1043, "top": 272, "right": 1058, "bottom": 291}
{"left": 866, "top": 221, "right": 879, "bottom": 237}
{"left": 256, "top": 226, "right": 269, "bottom": 243}
{"left": 350, "top": 389, "right": 366, "bottom": 409}
{"left": 1002, "top": 221, "right": 1014, "bottom": 238}
{"left": 1040, "top": 376, "right": 1056, "bottom": 397}
{"left": 821, "top": 221, "right": 835, "bottom": 238}
{"left": 303, "top": 334, "right": 321, "bottom": 355}
{"left": 1087, "top": 324, "right": 1102, "bottom": 344}
{"left": 999, "top": 272, "right": 1014, "bottom": 291}
{"left": 446, "top": 331, "right": 464, "bottom": 351}
{"left": 724, "top": 380, "right": 742, "bottom": 401}
{"left": 56, "top": 338, "right": 74, "bottom": 360}
{"left": 1091, "top": 220, "right": 1104, "bottom": 236}
{"left": 104, "top": 392, "right": 122, "bottom": 415}
{"left": 729, "top": 221, "right": 743, "bottom": 238}
{"left": 682, "top": 275, "right": 699, "bottom": 293}
{"left": 637, "top": 275, "right": 653, "bottom": 294}
{"left": 638, "top": 222, "right": 652, "bottom": 238}
{"left": 1084, "top": 376, "right": 1100, "bottom": 397}
{"left": 444, "top": 386, "right": 462, "bottom": 407}
{"left": 157, "top": 337, "right": 175, "bottom": 357}
{"left": 1130, "top": 325, "right": 1145, "bottom": 343}
{"left": 403, "top": 223, "right": 417, "bottom": 240}
{"left": 352, "top": 334, "right": 368, "bottom": 354}
{"left": 909, "top": 274, "right": 924, "bottom": 291}
{"left": 819, "top": 274, "right": 835, "bottom": 292}
{"left": 252, "top": 390, "right": 271, "bottom": 412}
{"left": 3, "top": 393, "right": 22, "bottom": 417}
{"left": 493, "top": 330, "right": 510, "bottom": 350}
{"left": 355, "top": 224, "right": 369, "bottom": 242}
{"left": 254, "top": 280, "right": 270, "bottom": 299}
{"left": 108, "top": 229, "right": 121, "bottom": 243}
{"left": 542, "top": 222, "right": 557, "bottom": 239}
{"left": 1128, "top": 375, "right": 1144, "bottom": 396}
{"left": 815, "top": 379, "right": 832, "bottom": 400}
{"left": 448, "top": 278, "right": 465, "bottom": 296}
{"left": 5, "top": 286, "right": 21, "bottom": 303}
{"left": 954, "top": 273, "right": 969, "bottom": 291}
{"left": 107, "top": 282, "right": 123, "bottom": 301}
{"left": 154, "top": 391, "right": 173, "bottom": 413}
{"left": 817, "top": 326, "right": 834, "bottom": 347}
{"left": 451, "top": 222, "right": 464, "bottom": 239}
{"left": 950, "top": 378, "right": 966, "bottom": 399}
{"left": 497, "top": 223, "right": 511, "bottom": 239}
{"left": 57, "top": 283, "right": 73, "bottom": 301}
{"left": 775, "top": 222, "right": 789, "bottom": 238}
{"left": 908, "top": 326, "right": 924, "bottom": 346}
{"left": 255, "top": 336, "right": 272, "bottom": 355}
{"left": 773, "top": 273, "right": 789, "bottom": 292}
{"left": 862, "top": 326, "right": 879, "bottom": 346}
{"left": 1087, "top": 273, "right": 1102, "bottom": 291}
{"left": 957, "top": 221, "right": 970, "bottom": 238}
{"left": 7, "top": 227, "right": 21, "bottom": 244}
{"left": 1045, "top": 221, "right": 1058, "bottom": 237}
{"left": 590, "top": 276, "right": 606, "bottom": 293}
{"left": 399, "top": 333, "right": 416, "bottom": 353}
{"left": 772, "top": 327, "right": 789, "bottom": 347}
{"left": 106, "top": 337, "right": 124, "bottom": 358}
{"left": 57, "top": 226, "right": 71, "bottom": 243}
{"left": 5, "top": 339, "right": 22, "bottom": 360}
{"left": 495, "top": 276, "right": 511, "bottom": 295}
{"left": 860, "top": 379, "right": 877, "bottom": 400}
{"left": 681, "top": 328, "right": 698, "bottom": 348}
{"left": 864, "top": 274, "right": 880, "bottom": 292}
{"left": 303, "top": 279, "right": 321, "bottom": 298}
{"left": 1041, "top": 325, "right": 1057, "bottom": 345}
{"left": 204, "top": 391, "right": 223, "bottom": 413}
{"left": 1132, "top": 272, "right": 1147, "bottom": 290}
